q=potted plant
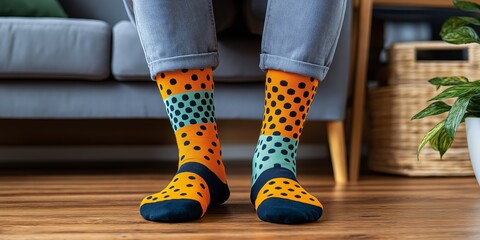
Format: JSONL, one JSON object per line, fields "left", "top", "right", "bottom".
{"left": 412, "top": 0, "right": 480, "bottom": 184}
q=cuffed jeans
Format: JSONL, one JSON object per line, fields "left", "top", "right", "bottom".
{"left": 123, "top": 0, "right": 347, "bottom": 81}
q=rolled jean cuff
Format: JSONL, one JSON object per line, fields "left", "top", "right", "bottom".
{"left": 147, "top": 52, "right": 219, "bottom": 81}
{"left": 259, "top": 54, "right": 330, "bottom": 81}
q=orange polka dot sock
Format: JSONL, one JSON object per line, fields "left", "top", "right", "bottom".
{"left": 140, "top": 68, "right": 229, "bottom": 222}
{"left": 250, "top": 70, "right": 323, "bottom": 224}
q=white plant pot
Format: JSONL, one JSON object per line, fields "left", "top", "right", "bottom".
{"left": 465, "top": 117, "right": 480, "bottom": 185}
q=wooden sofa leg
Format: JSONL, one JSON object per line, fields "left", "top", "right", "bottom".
{"left": 326, "top": 121, "right": 348, "bottom": 184}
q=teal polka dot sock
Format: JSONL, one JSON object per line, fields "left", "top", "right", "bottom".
{"left": 250, "top": 70, "right": 324, "bottom": 224}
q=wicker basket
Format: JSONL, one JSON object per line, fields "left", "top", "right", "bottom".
{"left": 389, "top": 41, "right": 480, "bottom": 85}
{"left": 368, "top": 41, "right": 475, "bottom": 176}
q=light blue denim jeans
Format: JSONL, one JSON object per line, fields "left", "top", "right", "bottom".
{"left": 123, "top": 0, "right": 347, "bottom": 81}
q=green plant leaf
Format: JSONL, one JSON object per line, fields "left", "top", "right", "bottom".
{"left": 428, "top": 76, "right": 469, "bottom": 90}
{"left": 417, "top": 120, "right": 447, "bottom": 159}
{"left": 453, "top": 0, "right": 480, "bottom": 13}
{"left": 444, "top": 92, "right": 475, "bottom": 138}
{"left": 412, "top": 101, "right": 452, "bottom": 120}
{"left": 467, "top": 93, "right": 480, "bottom": 113}
{"left": 441, "top": 17, "right": 469, "bottom": 37}
{"left": 441, "top": 26, "right": 480, "bottom": 44}
{"left": 429, "top": 124, "right": 454, "bottom": 159}
{"left": 430, "top": 81, "right": 480, "bottom": 101}
{"left": 458, "top": 16, "right": 480, "bottom": 25}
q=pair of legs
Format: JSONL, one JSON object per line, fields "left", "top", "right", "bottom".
{"left": 125, "top": 0, "right": 347, "bottom": 224}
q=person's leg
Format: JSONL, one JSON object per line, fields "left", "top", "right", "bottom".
{"left": 124, "top": 0, "right": 229, "bottom": 222}
{"left": 251, "top": 0, "right": 347, "bottom": 224}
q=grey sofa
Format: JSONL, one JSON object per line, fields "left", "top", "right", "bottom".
{"left": 0, "top": 0, "right": 352, "bottom": 183}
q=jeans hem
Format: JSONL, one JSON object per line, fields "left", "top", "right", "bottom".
{"left": 259, "top": 54, "right": 329, "bottom": 81}
{"left": 147, "top": 52, "right": 219, "bottom": 81}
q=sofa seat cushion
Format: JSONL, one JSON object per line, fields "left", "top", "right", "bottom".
{"left": 0, "top": 17, "right": 111, "bottom": 80}
{"left": 112, "top": 21, "right": 264, "bottom": 82}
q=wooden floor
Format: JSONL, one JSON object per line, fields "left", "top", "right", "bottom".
{"left": 1, "top": 161, "right": 479, "bottom": 240}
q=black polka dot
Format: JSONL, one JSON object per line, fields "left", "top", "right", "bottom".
{"left": 186, "top": 184, "right": 193, "bottom": 187}
{"left": 273, "top": 131, "right": 281, "bottom": 135}
{"left": 269, "top": 181, "right": 275, "bottom": 185}
{"left": 196, "top": 131, "right": 203, "bottom": 136}
{"left": 194, "top": 146, "right": 201, "bottom": 150}
{"left": 281, "top": 193, "right": 288, "bottom": 196}
{"left": 206, "top": 74, "right": 210, "bottom": 80}
{"left": 198, "top": 106, "right": 204, "bottom": 111}
{"left": 200, "top": 125, "right": 207, "bottom": 130}
{"left": 193, "top": 113, "right": 200, "bottom": 118}
{"left": 294, "top": 97, "right": 301, "bottom": 103}
{"left": 171, "top": 97, "right": 178, "bottom": 103}
{"left": 217, "top": 160, "right": 221, "bottom": 165}
{"left": 309, "top": 198, "right": 315, "bottom": 201}
{"left": 189, "top": 100, "right": 197, "bottom": 106}
{"left": 267, "top": 93, "right": 272, "bottom": 99}
{"left": 160, "top": 73, "right": 166, "bottom": 78}
{"left": 152, "top": 197, "right": 158, "bottom": 200}
{"left": 197, "top": 192, "right": 203, "bottom": 197}
{"left": 170, "top": 78, "right": 177, "bottom": 85}
{"left": 190, "top": 119, "right": 197, "bottom": 124}
{"left": 180, "top": 193, "right": 187, "bottom": 196}
{"left": 174, "top": 189, "right": 180, "bottom": 192}
{"left": 173, "top": 178, "right": 179, "bottom": 182}
{"left": 263, "top": 189, "right": 269, "bottom": 194}
{"left": 303, "top": 91, "right": 309, "bottom": 98}
{"left": 268, "top": 149, "right": 276, "bottom": 153}
{"left": 275, "top": 109, "right": 282, "bottom": 115}
{"left": 287, "top": 89, "right": 295, "bottom": 95}
{"left": 267, "top": 77, "right": 272, "bottom": 83}
{"left": 147, "top": 196, "right": 152, "bottom": 199}
{"left": 306, "top": 100, "right": 311, "bottom": 106}
{"left": 280, "top": 80, "right": 288, "bottom": 86}
{"left": 166, "top": 89, "right": 172, "bottom": 95}
{"left": 184, "top": 141, "right": 190, "bottom": 146}
{"left": 181, "top": 69, "right": 188, "bottom": 73}
{"left": 185, "top": 84, "right": 192, "bottom": 90}
{"left": 288, "top": 144, "right": 294, "bottom": 150}
{"left": 174, "top": 110, "right": 181, "bottom": 116}
{"left": 275, "top": 186, "right": 282, "bottom": 190}
{"left": 266, "top": 136, "right": 273, "bottom": 141}
{"left": 284, "top": 103, "right": 291, "bottom": 109}
{"left": 269, "top": 124, "right": 276, "bottom": 129}
{"left": 266, "top": 108, "right": 270, "bottom": 114}
{"left": 279, "top": 117, "right": 286, "bottom": 123}
{"left": 271, "top": 101, "right": 277, "bottom": 107}
{"left": 179, "top": 122, "right": 185, "bottom": 127}
{"left": 285, "top": 125, "right": 293, "bottom": 131}
{"left": 281, "top": 149, "right": 288, "bottom": 155}
{"left": 201, "top": 83, "right": 206, "bottom": 89}
{"left": 181, "top": 155, "right": 185, "bottom": 160}
{"left": 298, "top": 82, "right": 306, "bottom": 89}
{"left": 262, "top": 156, "right": 270, "bottom": 161}
{"left": 188, "top": 176, "right": 196, "bottom": 180}
{"left": 293, "top": 133, "right": 299, "bottom": 138}
{"left": 277, "top": 95, "right": 285, "bottom": 101}
{"left": 274, "top": 142, "right": 282, "bottom": 147}
{"left": 212, "top": 141, "right": 217, "bottom": 147}
{"left": 272, "top": 86, "right": 278, "bottom": 92}
{"left": 159, "top": 84, "right": 163, "bottom": 90}
{"left": 302, "top": 114, "right": 306, "bottom": 120}
{"left": 200, "top": 183, "right": 206, "bottom": 189}
{"left": 289, "top": 111, "right": 297, "bottom": 117}
{"left": 181, "top": 114, "right": 188, "bottom": 120}
{"left": 191, "top": 74, "right": 198, "bottom": 81}
{"left": 208, "top": 148, "right": 214, "bottom": 154}
{"left": 294, "top": 195, "right": 301, "bottom": 199}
